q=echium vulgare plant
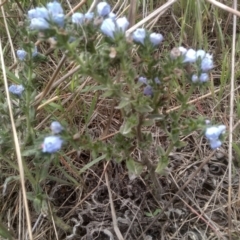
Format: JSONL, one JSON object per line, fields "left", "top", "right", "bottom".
{"left": 3, "top": 0, "right": 226, "bottom": 214}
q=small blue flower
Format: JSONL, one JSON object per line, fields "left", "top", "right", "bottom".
{"left": 16, "top": 49, "right": 27, "bottom": 61}
{"left": 47, "top": 1, "right": 64, "bottom": 16}
{"left": 132, "top": 28, "right": 146, "bottom": 45}
{"left": 183, "top": 48, "right": 197, "bottom": 63}
{"left": 28, "top": 7, "right": 49, "bottom": 20}
{"left": 116, "top": 17, "right": 129, "bottom": 32}
{"left": 85, "top": 12, "right": 94, "bottom": 20}
{"left": 32, "top": 46, "right": 38, "bottom": 57}
{"left": 205, "top": 125, "right": 226, "bottom": 149}
{"left": 52, "top": 13, "right": 65, "bottom": 27}
{"left": 42, "top": 136, "right": 63, "bottom": 153}
{"left": 191, "top": 74, "right": 198, "bottom": 83}
{"left": 100, "top": 18, "right": 116, "bottom": 38}
{"left": 149, "top": 33, "right": 164, "bottom": 46}
{"left": 9, "top": 84, "right": 25, "bottom": 96}
{"left": 30, "top": 18, "right": 49, "bottom": 30}
{"left": 97, "top": 2, "right": 111, "bottom": 17}
{"left": 72, "top": 12, "right": 84, "bottom": 25}
{"left": 50, "top": 121, "right": 64, "bottom": 134}
{"left": 178, "top": 46, "right": 187, "bottom": 55}
{"left": 138, "top": 76, "right": 148, "bottom": 85}
{"left": 196, "top": 49, "right": 206, "bottom": 59}
{"left": 209, "top": 140, "right": 222, "bottom": 149}
{"left": 154, "top": 77, "right": 161, "bottom": 84}
{"left": 201, "top": 56, "right": 214, "bottom": 72}
{"left": 108, "top": 12, "right": 116, "bottom": 20}
{"left": 143, "top": 85, "right": 153, "bottom": 96}
{"left": 199, "top": 73, "right": 209, "bottom": 82}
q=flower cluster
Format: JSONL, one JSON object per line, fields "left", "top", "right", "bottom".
{"left": 16, "top": 46, "right": 38, "bottom": 61}
{"left": 28, "top": 1, "right": 64, "bottom": 30}
{"left": 8, "top": 84, "right": 25, "bottom": 96}
{"left": 132, "top": 29, "right": 164, "bottom": 46}
{"left": 138, "top": 76, "right": 160, "bottom": 96}
{"left": 42, "top": 121, "right": 64, "bottom": 153}
{"left": 172, "top": 47, "right": 214, "bottom": 83}
{"left": 205, "top": 125, "right": 226, "bottom": 149}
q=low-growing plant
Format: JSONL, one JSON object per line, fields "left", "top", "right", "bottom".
{"left": 1, "top": 0, "right": 227, "bottom": 238}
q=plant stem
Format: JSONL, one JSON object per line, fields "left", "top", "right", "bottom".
{"left": 136, "top": 114, "right": 162, "bottom": 201}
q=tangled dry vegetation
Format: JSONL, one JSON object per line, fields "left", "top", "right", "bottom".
{"left": 1, "top": 0, "right": 240, "bottom": 239}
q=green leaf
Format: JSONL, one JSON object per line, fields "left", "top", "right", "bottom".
{"left": 119, "top": 115, "right": 138, "bottom": 135}
{"left": 233, "top": 143, "right": 240, "bottom": 165}
{"left": 3, "top": 176, "right": 20, "bottom": 196}
{"left": 115, "top": 98, "right": 131, "bottom": 109}
{"left": 0, "top": 221, "right": 14, "bottom": 240}
{"left": 126, "top": 158, "right": 143, "bottom": 175}
{"left": 79, "top": 154, "right": 106, "bottom": 174}
{"left": 155, "top": 155, "right": 169, "bottom": 174}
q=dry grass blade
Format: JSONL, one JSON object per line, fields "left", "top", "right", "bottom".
{"left": 206, "top": 0, "right": 240, "bottom": 17}
{"left": 0, "top": 39, "right": 33, "bottom": 240}
{"left": 125, "top": 0, "right": 178, "bottom": 36}
{"left": 228, "top": 0, "right": 237, "bottom": 239}
{"left": 105, "top": 165, "right": 124, "bottom": 240}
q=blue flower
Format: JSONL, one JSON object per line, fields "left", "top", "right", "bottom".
{"left": 154, "top": 77, "right": 161, "bottom": 84}
{"left": 201, "top": 55, "right": 214, "bottom": 72}
{"left": 97, "top": 2, "right": 111, "bottom": 17}
{"left": 199, "top": 73, "right": 209, "bottom": 82}
{"left": 191, "top": 73, "right": 209, "bottom": 83}
{"left": 183, "top": 48, "right": 197, "bottom": 63}
{"left": 132, "top": 28, "right": 146, "bottom": 45}
{"left": 108, "top": 12, "right": 116, "bottom": 20}
{"left": 209, "top": 140, "right": 222, "bottom": 149}
{"left": 149, "top": 33, "right": 164, "bottom": 46}
{"left": 100, "top": 18, "right": 116, "bottom": 38}
{"left": 72, "top": 12, "right": 84, "bottom": 25}
{"left": 28, "top": 7, "right": 49, "bottom": 20}
{"left": 85, "top": 12, "right": 94, "bottom": 20}
{"left": 196, "top": 49, "right": 206, "bottom": 59}
{"left": 9, "top": 84, "right": 25, "bottom": 96}
{"left": 143, "top": 85, "right": 153, "bottom": 96}
{"left": 52, "top": 14, "right": 65, "bottom": 27}
{"left": 205, "top": 125, "right": 226, "bottom": 149}
{"left": 191, "top": 74, "right": 198, "bottom": 83}
{"left": 47, "top": 1, "right": 64, "bottom": 15}
{"left": 116, "top": 17, "right": 129, "bottom": 32}
{"left": 32, "top": 46, "right": 38, "bottom": 57}
{"left": 30, "top": 18, "right": 49, "bottom": 30}
{"left": 138, "top": 76, "right": 148, "bottom": 84}
{"left": 42, "top": 136, "right": 63, "bottom": 153}
{"left": 16, "top": 49, "right": 27, "bottom": 61}
{"left": 50, "top": 121, "right": 64, "bottom": 134}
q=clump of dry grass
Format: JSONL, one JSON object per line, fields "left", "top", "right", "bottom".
{"left": 1, "top": 0, "right": 240, "bottom": 239}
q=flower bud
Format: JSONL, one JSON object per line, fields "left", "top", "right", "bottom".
{"left": 30, "top": 18, "right": 49, "bottom": 30}
{"left": 100, "top": 18, "right": 116, "bottom": 38}
{"left": 149, "top": 33, "right": 164, "bottom": 46}
{"left": 183, "top": 48, "right": 197, "bottom": 63}
{"left": 132, "top": 28, "right": 146, "bottom": 45}
{"left": 9, "top": 84, "right": 25, "bottom": 96}
{"left": 199, "top": 73, "right": 209, "bottom": 82}
{"left": 85, "top": 12, "right": 94, "bottom": 20}
{"left": 201, "top": 56, "right": 214, "bottom": 72}
{"left": 72, "top": 12, "right": 84, "bottom": 25}
{"left": 116, "top": 17, "right": 129, "bottom": 32}
{"left": 47, "top": 1, "right": 64, "bottom": 15}
{"left": 42, "top": 136, "right": 63, "bottom": 153}
{"left": 50, "top": 121, "right": 64, "bottom": 134}
{"left": 143, "top": 85, "right": 153, "bottom": 96}
{"left": 17, "top": 49, "right": 27, "bottom": 61}
{"left": 97, "top": 2, "right": 111, "bottom": 17}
